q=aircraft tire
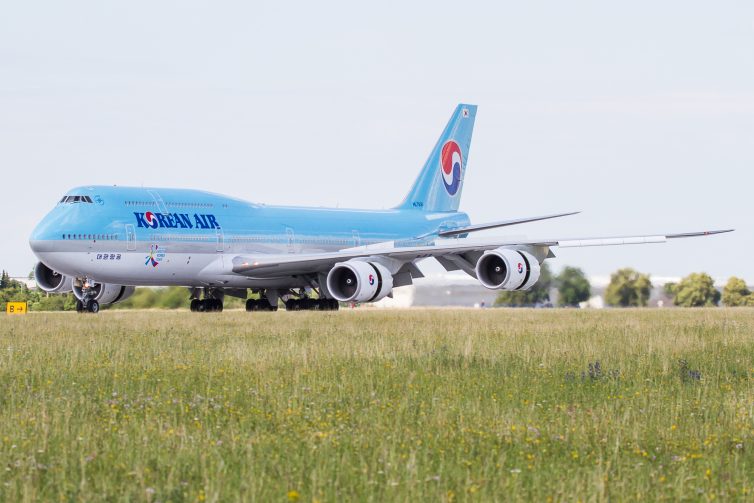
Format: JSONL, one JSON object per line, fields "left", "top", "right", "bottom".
{"left": 320, "top": 299, "right": 339, "bottom": 311}
{"left": 88, "top": 300, "right": 100, "bottom": 313}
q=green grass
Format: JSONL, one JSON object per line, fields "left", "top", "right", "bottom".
{"left": 1, "top": 309, "right": 753, "bottom": 501}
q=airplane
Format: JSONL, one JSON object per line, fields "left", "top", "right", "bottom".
{"left": 29, "top": 104, "right": 732, "bottom": 313}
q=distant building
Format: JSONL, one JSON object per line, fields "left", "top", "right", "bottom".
{"left": 375, "top": 273, "right": 735, "bottom": 308}
{"left": 9, "top": 277, "right": 36, "bottom": 289}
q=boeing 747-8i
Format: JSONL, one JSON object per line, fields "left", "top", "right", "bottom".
{"left": 29, "top": 104, "right": 732, "bottom": 312}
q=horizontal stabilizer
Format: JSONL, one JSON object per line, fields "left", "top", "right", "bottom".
{"left": 437, "top": 211, "right": 580, "bottom": 237}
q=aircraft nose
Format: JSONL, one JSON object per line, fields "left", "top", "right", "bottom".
{"left": 29, "top": 208, "right": 64, "bottom": 255}
{"left": 29, "top": 223, "right": 52, "bottom": 257}
{"left": 29, "top": 221, "right": 46, "bottom": 250}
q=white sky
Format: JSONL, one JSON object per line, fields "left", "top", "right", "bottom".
{"left": 1, "top": 1, "right": 751, "bottom": 281}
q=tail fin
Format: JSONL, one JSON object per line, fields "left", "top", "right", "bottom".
{"left": 396, "top": 103, "right": 477, "bottom": 212}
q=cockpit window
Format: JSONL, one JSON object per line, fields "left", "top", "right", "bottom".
{"left": 60, "top": 195, "right": 94, "bottom": 204}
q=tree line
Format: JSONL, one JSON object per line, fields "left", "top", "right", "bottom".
{"left": 0, "top": 270, "right": 250, "bottom": 312}
{"left": 2, "top": 267, "right": 754, "bottom": 311}
{"left": 494, "top": 264, "right": 754, "bottom": 308}
{"left": 0, "top": 271, "right": 78, "bottom": 311}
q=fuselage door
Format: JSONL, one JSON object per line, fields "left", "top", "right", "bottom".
{"left": 286, "top": 227, "right": 295, "bottom": 253}
{"left": 216, "top": 228, "right": 224, "bottom": 253}
{"left": 125, "top": 224, "right": 136, "bottom": 251}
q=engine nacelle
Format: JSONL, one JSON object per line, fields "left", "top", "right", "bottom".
{"left": 326, "top": 261, "right": 393, "bottom": 303}
{"left": 34, "top": 262, "right": 73, "bottom": 293}
{"left": 73, "top": 283, "right": 135, "bottom": 305}
{"left": 475, "top": 248, "right": 541, "bottom": 291}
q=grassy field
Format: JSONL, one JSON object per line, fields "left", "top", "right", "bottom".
{"left": 1, "top": 309, "right": 753, "bottom": 501}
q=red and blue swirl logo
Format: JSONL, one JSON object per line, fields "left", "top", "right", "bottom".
{"left": 517, "top": 262, "right": 524, "bottom": 274}
{"left": 144, "top": 211, "right": 158, "bottom": 228}
{"left": 440, "top": 140, "right": 463, "bottom": 196}
{"left": 368, "top": 274, "right": 375, "bottom": 286}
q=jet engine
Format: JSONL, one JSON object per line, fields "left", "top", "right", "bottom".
{"left": 34, "top": 262, "right": 73, "bottom": 293}
{"left": 475, "top": 248, "right": 541, "bottom": 291}
{"left": 326, "top": 261, "right": 393, "bottom": 303}
{"left": 73, "top": 283, "right": 135, "bottom": 305}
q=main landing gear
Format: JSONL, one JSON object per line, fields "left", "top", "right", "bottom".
{"left": 190, "top": 298, "right": 223, "bottom": 312}
{"left": 245, "top": 298, "right": 278, "bottom": 312}
{"left": 188, "top": 287, "right": 340, "bottom": 313}
{"left": 284, "top": 298, "right": 339, "bottom": 311}
{"left": 190, "top": 287, "right": 224, "bottom": 313}
{"left": 246, "top": 289, "right": 339, "bottom": 312}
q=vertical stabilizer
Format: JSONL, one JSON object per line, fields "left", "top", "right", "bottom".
{"left": 396, "top": 104, "right": 477, "bottom": 212}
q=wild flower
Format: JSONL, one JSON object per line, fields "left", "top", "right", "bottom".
{"left": 678, "top": 359, "right": 702, "bottom": 382}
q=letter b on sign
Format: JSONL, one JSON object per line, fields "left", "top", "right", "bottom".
{"left": 6, "top": 302, "right": 27, "bottom": 315}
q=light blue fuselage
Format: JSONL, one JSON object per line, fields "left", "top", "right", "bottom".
{"left": 30, "top": 186, "right": 470, "bottom": 288}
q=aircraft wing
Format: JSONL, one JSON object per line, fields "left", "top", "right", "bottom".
{"left": 231, "top": 229, "right": 733, "bottom": 278}
{"left": 434, "top": 211, "right": 580, "bottom": 237}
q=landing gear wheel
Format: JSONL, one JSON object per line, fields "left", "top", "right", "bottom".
{"left": 87, "top": 300, "right": 100, "bottom": 313}
{"left": 196, "top": 299, "right": 223, "bottom": 312}
{"left": 321, "top": 299, "right": 339, "bottom": 311}
{"left": 190, "top": 299, "right": 199, "bottom": 312}
{"left": 248, "top": 298, "right": 279, "bottom": 312}
{"left": 284, "top": 298, "right": 338, "bottom": 311}
{"left": 76, "top": 300, "right": 84, "bottom": 313}
{"left": 285, "top": 299, "right": 300, "bottom": 311}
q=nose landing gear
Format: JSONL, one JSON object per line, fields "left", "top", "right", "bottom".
{"left": 75, "top": 299, "right": 100, "bottom": 313}
{"left": 76, "top": 279, "right": 100, "bottom": 313}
